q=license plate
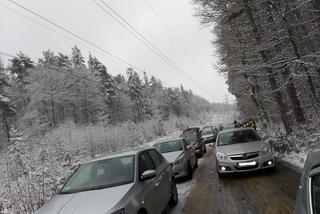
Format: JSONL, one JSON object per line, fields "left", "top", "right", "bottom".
{"left": 238, "top": 161, "right": 257, "bottom": 167}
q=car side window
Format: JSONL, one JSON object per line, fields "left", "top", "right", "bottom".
{"left": 312, "top": 174, "right": 320, "bottom": 214}
{"left": 184, "top": 138, "right": 191, "bottom": 146}
{"left": 147, "top": 149, "right": 162, "bottom": 168}
{"left": 182, "top": 139, "right": 188, "bottom": 149}
{"left": 138, "top": 152, "right": 156, "bottom": 177}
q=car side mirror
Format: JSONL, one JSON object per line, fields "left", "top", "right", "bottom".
{"left": 140, "top": 170, "right": 156, "bottom": 181}
{"left": 186, "top": 145, "right": 193, "bottom": 150}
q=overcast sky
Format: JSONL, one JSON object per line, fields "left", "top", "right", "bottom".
{"left": 0, "top": 0, "right": 233, "bottom": 103}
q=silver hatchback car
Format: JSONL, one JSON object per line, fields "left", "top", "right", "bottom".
{"left": 215, "top": 128, "right": 275, "bottom": 177}
{"left": 36, "top": 147, "right": 178, "bottom": 214}
{"left": 153, "top": 138, "right": 198, "bottom": 179}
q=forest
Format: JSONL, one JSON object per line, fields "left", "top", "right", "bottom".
{"left": 193, "top": 0, "right": 320, "bottom": 133}
{"left": 0, "top": 46, "right": 231, "bottom": 213}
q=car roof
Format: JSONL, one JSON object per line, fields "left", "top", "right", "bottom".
{"left": 83, "top": 146, "right": 152, "bottom": 164}
{"left": 153, "top": 137, "right": 183, "bottom": 145}
{"left": 218, "top": 127, "right": 254, "bottom": 134}
{"left": 183, "top": 127, "right": 200, "bottom": 132}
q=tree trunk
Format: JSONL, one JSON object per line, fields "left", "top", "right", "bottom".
{"left": 50, "top": 98, "right": 56, "bottom": 127}
{"left": 243, "top": 0, "right": 293, "bottom": 133}
{"left": 2, "top": 109, "right": 10, "bottom": 144}
{"left": 282, "top": 68, "right": 305, "bottom": 123}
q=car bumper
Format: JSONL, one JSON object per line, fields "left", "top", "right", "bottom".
{"left": 172, "top": 162, "right": 188, "bottom": 179}
{"left": 216, "top": 153, "right": 275, "bottom": 173}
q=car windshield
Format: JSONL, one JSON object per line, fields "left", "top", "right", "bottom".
{"left": 60, "top": 155, "right": 135, "bottom": 194}
{"left": 183, "top": 130, "right": 198, "bottom": 144}
{"left": 217, "top": 129, "right": 261, "bottom": 146}
{"left": 222, "top": 125, "right": 234, "bottom": 130}
{"left": 313, "top": 174, "right": 320, "bottom": 214}
{"left": 154, "top": 140, "right": 183, "bottom": 153}
{"left": 202, "top": 127, "right": 213, "bottom": 135}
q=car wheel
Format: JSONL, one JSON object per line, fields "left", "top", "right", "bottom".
{"left": 187, "top": 162, "right": 193, "bottom": 179}
{"left": 138, "top": 210, "right": 148, "bottom": 214}
{"left": 217, "top": 172, "right": 224, "bottom": 178}
{"left": 138, "top": 209, "right": 148, "bottom": 214}
{"left": 194, "top": 158, "right": 198, "bottom": 168}
{"left": 168, "top": 179, "right": 178, "bottom": 207}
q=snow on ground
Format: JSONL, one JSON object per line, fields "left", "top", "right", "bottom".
{"left": 277, "top": 151, "right": 307, "bottom": 169}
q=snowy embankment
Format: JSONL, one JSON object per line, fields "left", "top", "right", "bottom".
{"left": 261, "top": 125, "right": 320, "bottom": 170}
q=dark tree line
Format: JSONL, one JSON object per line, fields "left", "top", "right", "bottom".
{"left": 193, "top": 0, "right": 320, "bottom": 133}
{"left": 0, "top": 46, "right": 215, "bottom": 144}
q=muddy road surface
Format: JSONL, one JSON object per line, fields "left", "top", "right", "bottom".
{"left": 182, "top": 146, "right": 301, "bottom": 214}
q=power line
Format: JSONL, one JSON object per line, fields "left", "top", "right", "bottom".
{"left": 0, "top": 2, "right": 115, "bottom": 67}
{"left": 142, "top": 0, "right": 198, "bottom": 63}
{"left": 6, "top": 0, "right": 141, "bottom": 72}
{"left": 0, "top": 51, "right": 14, "bottom": 58}
{"left": 4, "top": 0, "right": 216, "bottom": 100}
{"left": 95, "top": 0, "right": 217, "bottom": 99}
{"left": 1, "top": 0, "right": 174, "bottom": 88}
{"left": 92, "top": 0, "right": 177, "bottom": 73}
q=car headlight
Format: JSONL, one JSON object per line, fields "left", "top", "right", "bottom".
{"left": 260, "top": 144, "right": 272, "bottom": 156}
{"left": 216, "top": 152, "right": 229, "bottom": 161}
{"left": 111, "top": 208, "right": 125, "bottom": 214}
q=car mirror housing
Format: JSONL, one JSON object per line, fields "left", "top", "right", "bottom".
{"left": 140, "top": 170, "right": 156, "bottom": 181}
{"left": 186, "top": 145, "right": 193, "bottom": 150}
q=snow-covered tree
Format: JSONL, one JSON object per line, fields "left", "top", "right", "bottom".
{"left": 71, "top": 45, "right": 85, "bottom": 70}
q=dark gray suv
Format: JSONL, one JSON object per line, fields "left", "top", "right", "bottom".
{"left": 295, "top": 145, "right": 320, "bottom": 214}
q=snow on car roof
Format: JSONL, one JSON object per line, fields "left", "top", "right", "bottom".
{"left": 83, "top": 146, "right": 151, "bottom": 164}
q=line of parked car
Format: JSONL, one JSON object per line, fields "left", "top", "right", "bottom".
{"left": 36, "top": 122, "right": 319, "bottom": 214}
{"left": 36, "top": 126, "right": 215, "bottom": 214}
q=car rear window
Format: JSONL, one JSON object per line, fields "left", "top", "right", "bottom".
{"left": 154, "top": 140, "right": 183, "bottom": 153}
{"left": 217, "top": 129, "right": 261, "bottom": 146}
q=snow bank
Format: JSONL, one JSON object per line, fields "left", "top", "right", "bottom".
{"left": 260, "top": 122, "right": 320, "bottom": 170}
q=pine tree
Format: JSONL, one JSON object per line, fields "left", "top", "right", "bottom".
{"left": 71, "top": 46, "right": 85, "bottom": 70}
{"left": 9, "top": 52, "right": 34, "bottom": 83}
{"left": 0, "top": 63, "right": 13, "bottom": 144}
{"left": 126, "top": 68, "right": 152, "bottom": 122}
{"left": 38, "top": 49, "right": 58, "bottom": 67}
{"left": 57, "top": 53, "right": 72, "bottom": 69}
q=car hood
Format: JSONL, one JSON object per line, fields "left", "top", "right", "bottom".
{"left": 217, "top": 141, "right": 265, "bottom": 155}
{"left": 162, "top": 151, "right": 184, "bottom": 163}
{"left": 36, "top": 183, "right": 133, "bottom": 214}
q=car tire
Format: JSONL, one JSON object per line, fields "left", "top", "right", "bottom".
{"left": 187, "top": 162, "right": 193, "bottom": 179}
{"left": 168, "top": 180, "right": 178, "bottom": 207}
{"left": 268, "top": 165, "right": 276, "bottom": 173}
{"left": 138, "top": 210, "right": 148, "bottom": 214}
{"left": 217, "top": 172, "right": 224, "bottom": 178}
{"left": 194, "top": 158, "right": 198, "bottom": 168}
